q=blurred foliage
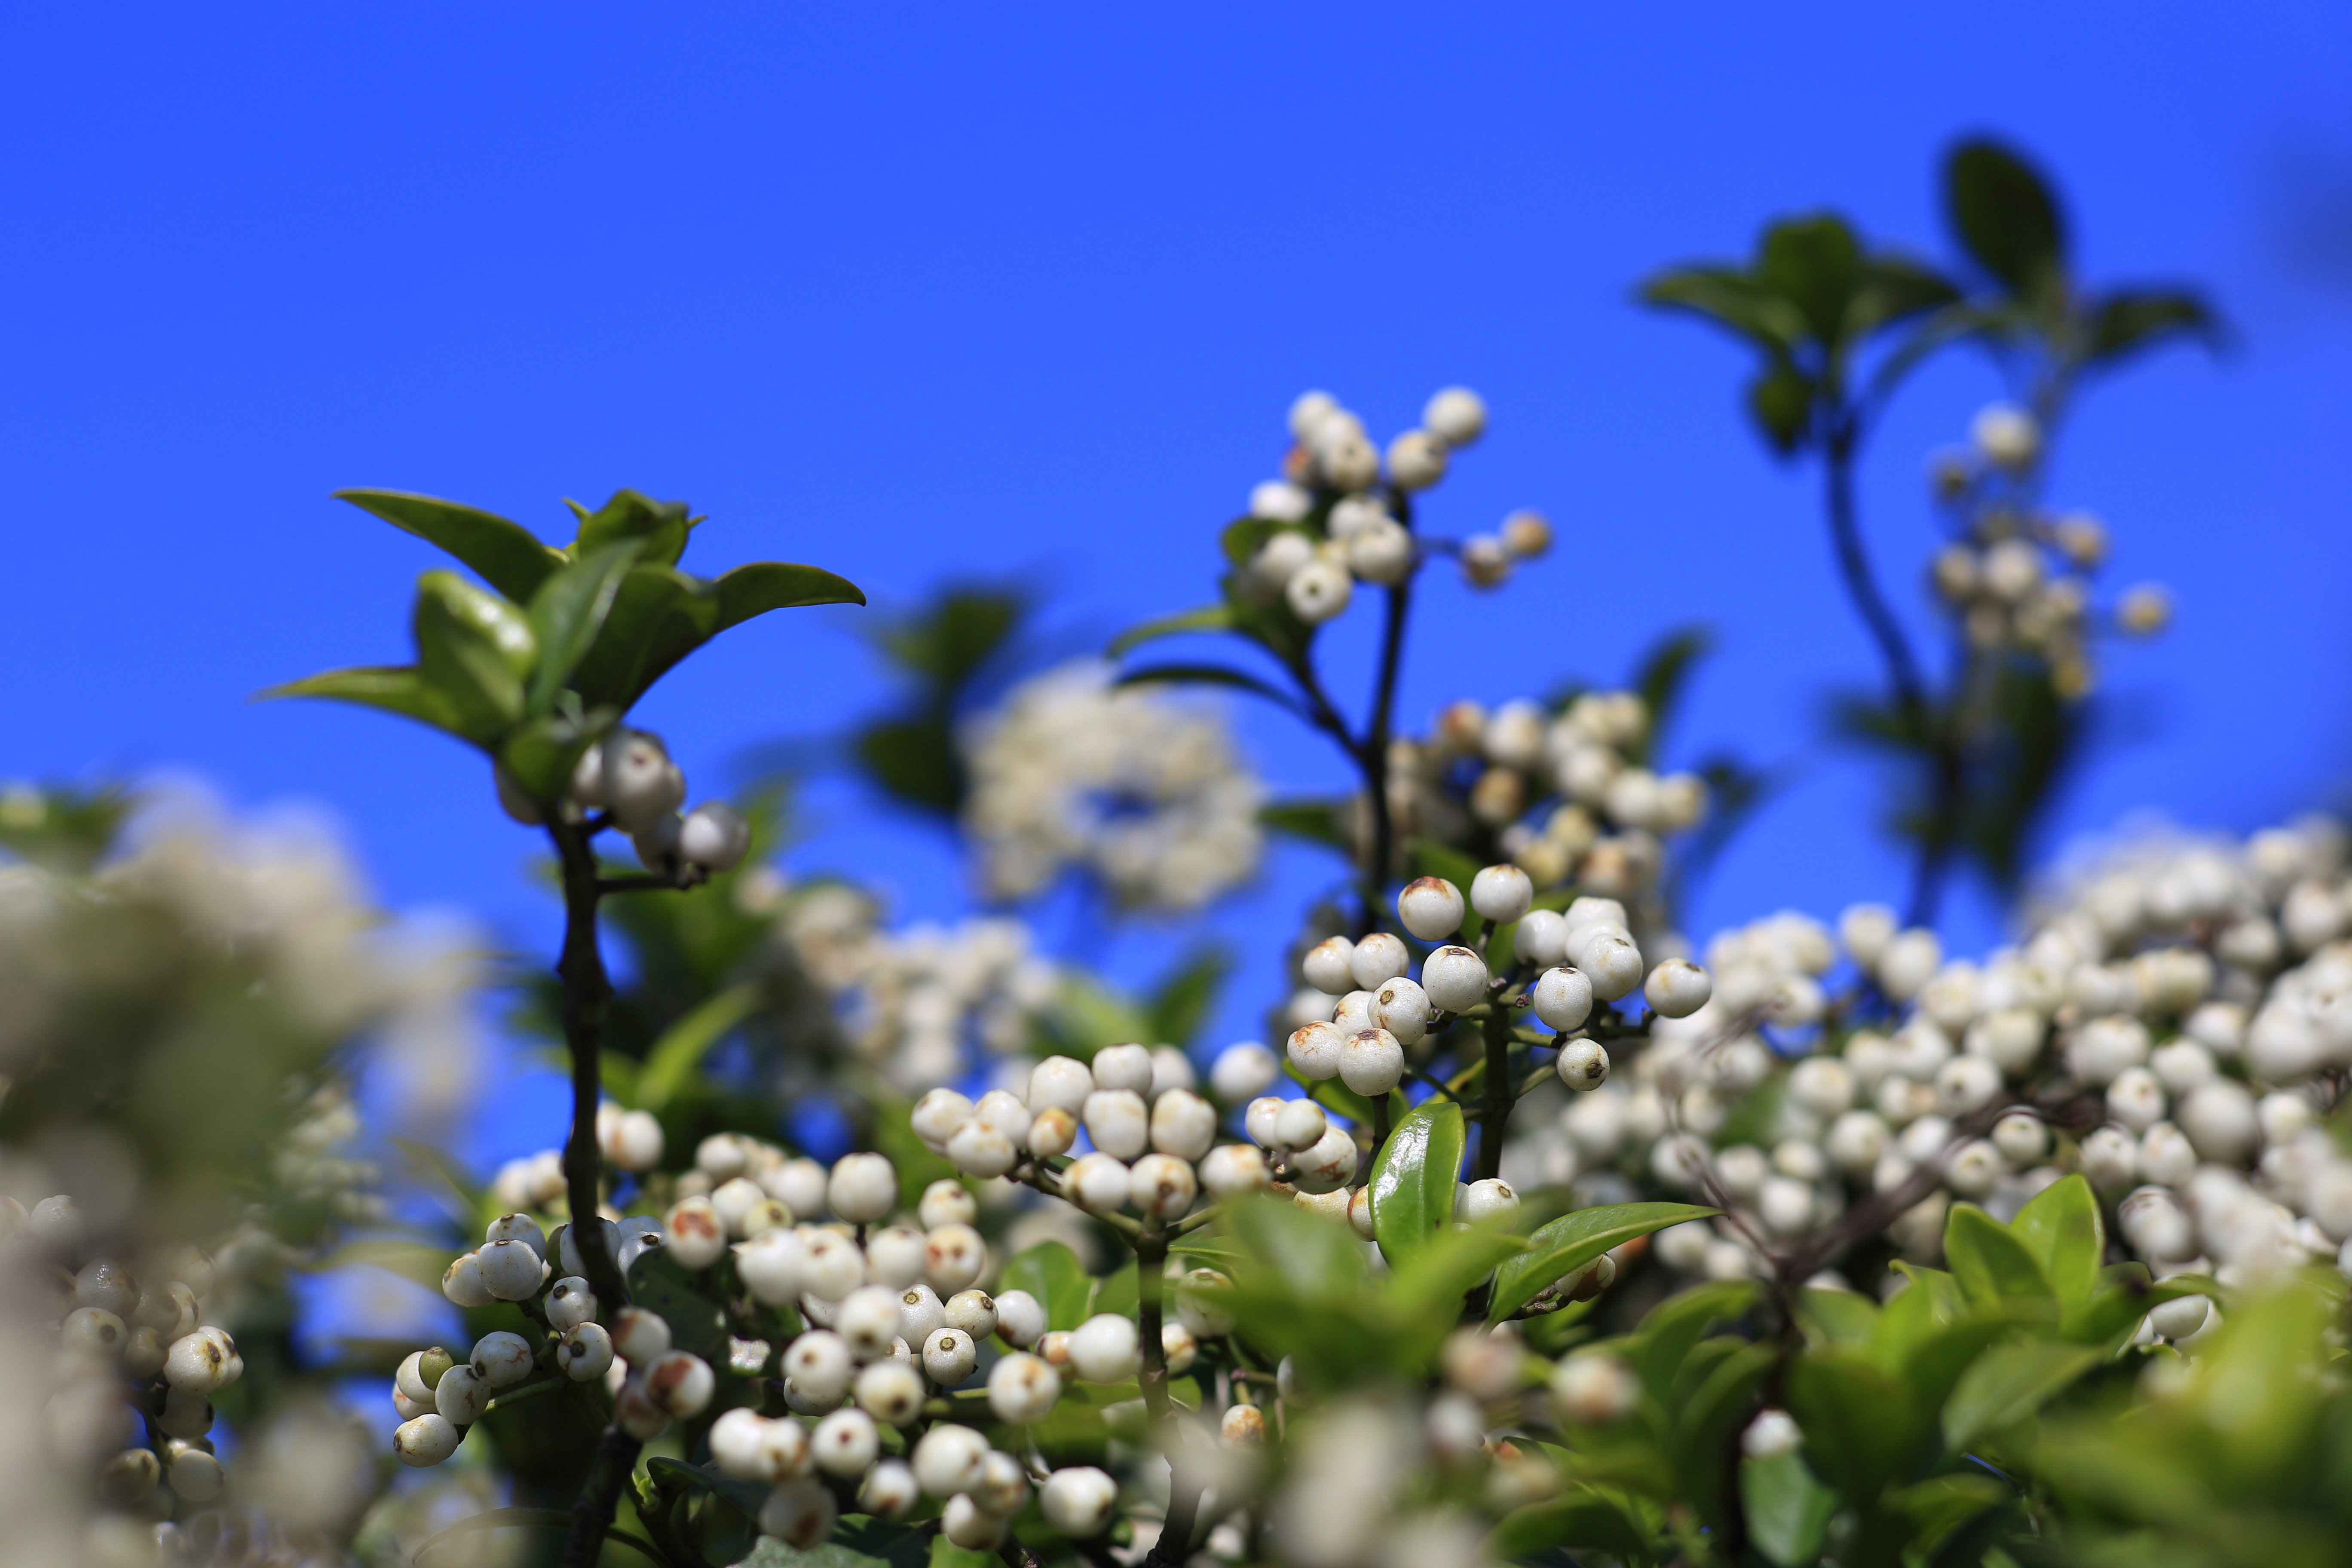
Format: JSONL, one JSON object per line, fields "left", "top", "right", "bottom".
{"left": 847, "top": 583, "right": 1030, "bottom": 819}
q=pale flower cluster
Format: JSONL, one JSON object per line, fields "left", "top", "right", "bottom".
{"left": 960, "top": 661, "right": 1265, "bottom": 913}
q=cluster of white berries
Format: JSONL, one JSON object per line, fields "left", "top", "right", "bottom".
{"left": 1384, "top": 690, "right": 1708, "bottom": 898}
{"left": 1239, "top": 388, "right": 1552, "bottom": 627}
{"left": 0, "top": 1193, "right": 247, "bottom": 1540}
{"left": 1513, "top": 812, "right": 2352, "bottom": 1320}
{"left": 1927, "top": 402, "right": 2171, "bottom": 697}
{"left": 497, "top": 726, "right": 750, "bottom": 879}
{"left": 959, "top": 661, "right": 1265, "bottom": 913}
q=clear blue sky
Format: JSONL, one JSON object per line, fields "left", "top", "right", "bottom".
{"left": 4, "top": 6, "right": 2349, "bottom": 1168}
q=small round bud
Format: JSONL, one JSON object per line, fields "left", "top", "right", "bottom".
{"left": 860, "top": 1458, "right": 920, "bottom": 1520}
{"left": 913, "top": 1423, "right": 991, "bottom": 1498}
{"left": 860, "top": 1355, "right": 930, "bottom": 1419}
{"left": 601, "top": 730, "right": 685, "bottom": 832}
{"left": 946, "top": 1121, "right": 1018, "bottom": 1179}
{"left": 1273, "top": 1098, "right": 1329, "bottom": 1153}
{"left": 545, "top": 1276, "right": 597, "bottom": 1331}
{"left": 943, "top": 1493, "right": 1008, "bottom": 1551}
{"left": 1286, "top": 559, "right": 1353, "bottom": 625}
{"left": 394, "top": 1414, "right": 460, "bottom": 1467}
{"left": 1063, "top": 1152, "right": 1133, "bottom": 1215}
{"left": 1742, "top": 1408, "right": 1802, "bottom": 1459}
{"left": 944, "top": 1289, "right": 997, "bottom": 1340}
{"left": 612, "top": 1305, "right": 673, "bottom": 1364}
{"left": 1346, "top": 517, "right": 1415, "bottom": 585}
{"left": 558, "top": 1322, "right": 614, "bottom": 1381}
{"left": 1287, "top": 1020, "right": 1345, "bottom": 1081}
{"left": 1423, "top": 387, "right": 1487, "bottom": 447}
{"left": 919, "top": 1327, "right": 979, "bottom": 1388}
{"left": 1501, "top": 509, "right": 1551, "bottom": 559}
{"left": 1556, "top": 1039, "right": 1609, "bottom": 1092}
{"left": 1028, "top": 1056, "right": 1095, "bottom": 1115}
{"left": 783, "top": 1331, "right": 854, "bottom": 1404}
{"left": 896, "top": 1283, "right": 947, "bottom": 1347}
{"left": 1069, "top": 1314, "right": 1140, "bottom": 1383}
{"left": 163, "top": 1329, "right": 236, "bottom": 1394}
{"left": 1531, "top": 967, "right": 1594, "bottom": 1031}
{"left": 1397, "top": 878, "right": 1467, "bottom": 942}
{"left": 1219, "top": 1403, "right": 1268, "bottom": 1447}
{"left": 1175, "top": 1269, "right": 1237, "bottom": 1338}
{"left": 1459, "top": 1178, "right": 1519, "bottom": 1225}
{"left": 1041, "top": 1466, "right": 1120, "bottom": 1537}
{"left": 919, "top": 1179, "right": 979, "bottom": 1231}
{"left": 1371, "top": 977, "right": 1430, "bottom": 1045}
{"left": 1387, "top": 429, "right": 1449, "bottom": 491}
{"left": 475, "top": 1238, "right": 545, "bottom": 1300}
{"left": 1339, "top": 1028, "right": 1405, "bottom": 1097}
{"left": 1302, "top": 936, "right": 1357, "bottom": 995}
{"left": 1199, "top": 1143, "right": 1271, "bottom": 1200}
{"left": 812, "top": 1408, "right": 880, "bottom": 1476}
{"left": 1421, "top": 945, "right": 1489, "bottom": 1014}
{"left": 1470, "top": 864, "right": 1534, "bottom": 924}
{"left": 924, "top": 1224, "right": 988, "bottom": 1294}
{"left": 1090, "top": 1042, "right": 1155, "bottom": 1094}
{"left": 758, "top": 1479, "right": 837, "bottom": 1550}
{"left": 1971, "top": 403, "right": 2040, "bottom": 471}
{"left": 912, "top": 1089, "right": 976, "bottom": 1149}
{"left": 827, "top": 1152, "right": 898, "bottom": 1223}
{"left": 470, "top": 1330, "right": 535, "bottom": 1389}
{"left": 994, "top": 1290, "right": 1047, "bottom": 1348}
{"left": 1210, "top": 1042, "right": 1280, "bottom": 1103}
{"left": 645, "top": 1350, "right": 714, "bottom": 1418}
{"left": 1129, "top": 1154, "right": 1199, "bottom": 1219}
{"left": 1551, "top": 1354, "right": 1638, "bottom": 1424}
{"left": 1150, "top": 1088, "right": 1218, "bottom": 1160}
{"left": 441, "top": 1251, "right": 495, "bottom": 1310}
{"left": 1289, "top": 1124, "right": 1359, "bottom": 1194}
{"left": 679, "top": 802, "right": 750, "bottom": 873}
{"left": 435, "top": 1363, "right": 491, "bottom": 1425}
{"left": 1577, "top": 934, "right": 1644, "bottom": 1001}
{"left": 1028, "top": 1106, "right": 1078, "bottom": 1158}
{"left": 1644, "top": 959, "right": 1713, "bottom": 1019}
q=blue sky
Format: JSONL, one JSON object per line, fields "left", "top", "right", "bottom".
{"left": 4, "top": 5, "right": 2349, "bottom": 1170}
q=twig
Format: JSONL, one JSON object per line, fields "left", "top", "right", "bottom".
{"left": 549, "top": 822, "right": 628, "bottom": 1311}
{"left": 562, "top": 1425, "right": 644, "bottom": 1568}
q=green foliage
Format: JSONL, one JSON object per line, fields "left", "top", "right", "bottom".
{"left": 270, "top": 488, "right": 863, "bottom": 806}
{"left": 1366, "top": 1100, "right": 1467, "bottom": 1265}
{"left": 848, "top": 584, "right": 1027, "bottom": 817}
{"left": 1486, "top": 1203, "right": 1715, "bottom": 1323}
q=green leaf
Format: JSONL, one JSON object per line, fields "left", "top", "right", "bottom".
{"left": 1941, "top": 1339, "right": 2103, "bottom": 1452}
{"left": 257, "top": 665, "right": 466, "bottom": 737}
{"left": 998, "top": 1242, "right": 1092, "bottom": 1331}
{"left": 413, "top": 570, "right": 531, "bottom": 742}
{"left": 1883, "top": 1473, "right": 2008, "bottom": 1548}
{"left": 625, "top": 1247, "right": 729, "bottom": 1361}
{"left": 1368, "top": 1100, "right": 1465, "bottom": 1266}
{"left": 1387, "top": 1224, "right": 1529, "bottom": 1336}
{"left": 1747, "top": 358, "right": 1814, "bottom": 455}
{"left": 388, "top": 1134, "right": 484, "bottom": 1224}
{"left": 524, "top": 539, "right": 643, "bottom": 716}
{"left": 567, "top": 562, "right": 723, "bottom": 710}
{"left": 1488, "top": 1203, "right": 1717, "bottom": 1323}
{"left": 2009, "top": 1174, "right": 2103, "bottom": 1316}
{"left": 1107, "top": 603, "right": 1233, "bottom": 658}
{"left": 1638, "top": 265, "right": 1810, "bottom": 349}
{"left": 336, "top": 489, "right": 565, "bottom": 603}
{"left": 1225, "top": 1193, "right": 1371, "bottom": 1303}
{"left": 1741, "top": 1451, "right": 1839, "bottom": 1568}
{"left": 1945, "top": 138, "right": 2065, "bottom": 296}
{"left": 1260, "top": 798, "right": 1350, "bottom": 851}
{"left": 571, "top": 488, "right": 692, "bottom": 566}
{"left": 1629, "top": 626, "right": 1712, "bottom": 764}
{"left": 1114, "top": 662, "right": 1305, "bottom": 718}
{"left": 1487, "top": 1488, "right": 1654, "bottom": 1561}
{"left": 1146, "top": 946, "right": 1231, "bottom": 1049}
{"left": 1758, "top": 214, "right": 1864, "bottom": 344}
{"left": 1628, "top": 1280, "right": 1760, "bottom": 1400}
{"left": 636, "top": 984, "right": 763, "bottom": 1112}
{"left": 1786, "top": 1348, "right": 1912, "bottom": 1500}
{"left": 1677, "top": 1341, "right": 1777, "bottom": 1526}
{"left": 1084, "top": 1261, "right": 1140, "bottom": 1322}
{"left": 738, "top": 1514, "right": 933, "bottom": 1568}
{"left": 1795, "top": 1285, "right": 1880, "bottom": 1349}
{"left": 1944, "top": 1204, "right": 2055, "bottom": 1306}
{"left": 712, "top": 560, "right": 869, "bottom": 628}
{"left": 2082, "top": 288, "right": 2223, "bottom": 365}
{"left": 646, "top": 1456, "right": 769, "bottom": 1519}
{"left": 496, "top": 707, "right": 617, "bottom": 807}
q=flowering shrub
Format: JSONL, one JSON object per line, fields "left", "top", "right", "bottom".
{"left": 18, "top": 136, "right": 2352, "bottom": 1568}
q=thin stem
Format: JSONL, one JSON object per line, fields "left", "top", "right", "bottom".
{"left": 1136, "top": 1230, "right": 1204, "bottom": 1568}
{"left": 1361, "top": 575, "right": 1413, "bottom": 913}
{"left": 1477, "top": 1004, "right": 1512, "bottom": 1182}
{"left": 563, "top": 1426, "right": 644, "bottom": 1568}
{"left": 550, "top": 822, "right": 628, "bottom": 1312}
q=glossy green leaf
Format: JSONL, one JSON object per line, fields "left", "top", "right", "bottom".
{"left": 1388, "top": 1224, "right": 1528, "bottom": 1334}
{"left": 1084, "top": 1261, "right": 1140, "bottom": 1322}
{"left": 999, "top": 1241, "right": 1092, "bottom": 1332}
{"left": 572, "top": 489, "right": 691, "bottom": 566}
{"left": 1107, "top": 603, "right": 1233, "bottom": 658}
{"left": 738, "top": 1514, "right": 932, "bottom": 1568}
{"left": 625, "top": 1248, "right": 729, "bottom": 1361}
{"left": 336, "top": 489, "right": 565, "bottom": 603}
{"left": 1795, "top": 1285, "right": 1880, "bottom": 1349}
{"left": 1678, "top": 1341, "right": 1777, "bottom": 1527}
{"left": 1786, "top": 1348, "right": 1912, "bottom": 1500}
{"left": 524, "top": 539, "right": 643, "bottom": 716}
{"left": 413, "top": 570, "right": 530, "bottom": 741}
{"left": 1368, "top": 1100, "right": 1465, "bottom": 1266}
{"left": 258, "top": 665, "right": 465, "bottom": 736}
{"left": 1486, "top": 1488, "right": 1653, "bottom": 1562}
{"left": 567, "top": 562, "right": 722, "bottom": 709}
{"left": 1942, "top": 1339, "right": 2103, "bottom": 1452}
{"left": 712, "top": 560, "right": 869, "bottom": 628}
{"left": 496, "top": 707, "right": 616, "bottom": 807}
{"left": 1741, "top": 1451, "right": 1839, "bottom": 1568}
{"left": 1945, "top": 1204, "right": 2055, "bottom": 1306}
{"left": 1628, "top": 1280, "right": 1760, "bottom": 1400}
{"left": 635, "top": 984, "right": 762, "bottom": 1112}
{"left": 1225, "top": 1192, "right": 1370, "bottom": 1303}
{"left": 1946, "top": 138, "right": 2065, "bottom": 295}
{"left": 2010, "top": 1173, "right": 2104, "bottom": 1314}
{"left": 1488, "top": 1203, "right": 1717, "bottom": 1323}
{"left": 1115, "top": 662, "right": 1305, "bottom": 718}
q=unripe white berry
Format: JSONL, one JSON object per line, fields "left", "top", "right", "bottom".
{"left": 812, "top": 1407, "right": 880, "bottom": 1476}
{"left": 758, "top": 1479, "right": 837, "bottom": 1550}
{"left": 1083, "top": 1089, "right": 1150, "bottom": 1160}
{"left": 1990, "top": 1111, "right": 2048, "bottom": 1165}
{"left": 1129, "top": 1154, "right": 1198, "bottom": 1218}
{"left": 1943, "top": 1140, "right": 2004, "bottom": 1200}
{"left": 1287, "top": 1021, "right": 1345, "bottom": 1081}
{"left": 860, "top": 1355, "right": 930, "bottom": 1420}
{"left": 1643, "top": 959, "right": 1712, "bottom": 1019}
{"left": 601, "top": 730, "right": 685, "bottom": 832}
{"left": 1303, "top": 936, "right": 1357, "bottom": 995}
{"left": 1501, "top": 509, "right": 1552, "bottom": 560}
{"left": 1064, "top": 1152, "right": 1133, "bottom": 1216}
{"left": 1273, "top": 1098, "right": 1329, "bottom": 1153}
{"left": 994, "top": 1291, "right": 1047, "bottom": 1348}
{"left": 1027, "top": 1106, "right": 1078, "bottom": 1158}
{"left": 1199, "top": 1142, "right": 1270, "bottom": 1200}
{"left": 1423, "top": 387, "right": 1487, "bottom": 447}
{"left": 612, "top": 1305, "right": 673, "bottom": 1364}
{"left": 645, "top": 1350, "right": 714, "bottom": 1418}
{"left": 1532, "top": 967, "right": 1594, "bottom": 1031}
{"left": 828, "top": 1153, "right": 897, "bottom": 1223}
{"left": 664, "top": 1197, "right": 727, "bottom": 1271}
{"left": 1346, "top": 517, "right": 1415, "bottom": 585}
{"left": 1743, "top": 1408, "right": 1802, "bottom": 1459}
{"left": 1937, "top": 1055, "right": 2005, "bottom": 1116}
{"left": 738, "top": 1230, "right": 812, "bottom": 1305}
{"left": 919, "top": 1180, "right": 980, "bottom": 1231}
{"left": 1397, "top": 878, "right": 1467, "bottom": 942}
{"left": 441, "top": 1251, "right": 495, "bottom": 1310}
{"left": 1028, "top": 1055, "right": 1094, "bottom": 1115}
{"left": 1290, "top": 1124, "right": 1359, "bottom": 1194}
{"left": 435, "top": 1363, "right": 491, "bottom": 1425}
{"left": 2078, "top": 1125, "right": 2138, "bottom": 1191}
{"left": 913, "top": 1089, "right": 977, "bottom": 1149}
{"left": 924, "top": 1224, "right": 987, "bottom": 1294}
{"left": 1041, "top": 1466, "right": 1119, "bottom": 1537}
{"left": 598, "top": 1107, "right": 665, "bottom": 1172}
{"left": 1877, "top": 929, "right": 1943, "bottom": 1001}
{"left": 1387, "top": 429, "right": 1449, "bottom": 490}
{"left": 544, "top": 1277, "right": 597, "bottom": 1331}
{"left": 397, "top": 1349, "right": 452, "bottom": 1406}
{"left": 914, "top": 1327, "right": 975, "bottom": 1389}
{"left": 680, "top": 802, "right": 750, "bottom": 873}
{"left": 1470, "top": 864, "right": 1534, "bottom": 924}
{"left": 2148, "top": 1294, "right": 2210, "bottom": 1340}
{"left": 783, "top": 1330, "right": 854, "bottom": 1403}
{"left": 1251, "top": 480, "right": 1313, "bottom": 523}
{"left": 1551, "top": 1354, "right": 1638, "bottom": 1424}
{"left": 861, "top": 1458, "right": 920, "bottom": 1519}
{"left": 1460, "top": 533, "right": 1512, "bottom": 587}
{"left": 1971, "top": 403, "right": 2040, "bottom": 470}
{"left": 975, "top": 1448, "right": 1032, "bottom": 1518}
{"left": 1340, "top": 1028, "right": 1405, "bottom": 1097}
{"left": 1286, "top": 559, "right": 1353, "bottom": 625}
{"left": 1209, "top": 1042, "right": 1280, "bottom": 1103}
{"left": 941, "top": 1289, "right": 996, "bottom": 1342}
{"left": 913, "top": 1422, "right": 991, "bottom": 1498}
{"left": 156, "top": 1387, "right": 213, "bottom": 1441}
{"left": 1349, "top": 1186, "right": 1375, "bottom": 1238}
{"left": 896, "top": 1283, "right": 946, "bottom": 1347}
{"left": 1069, "top": 1314, "right": 1140, "bottom": 1383}
{"left": 394, "top": 1413, "right": 460, "bottom": 1467}
{"left": 1577, "top": 934, "right": 1644, "bottom": 1001}
{"left": 1460, "top": 1178, "right": 1519, "bottom": 1225}
{"left": 1372, "top": 976, "right": 1432, "bottom": 1045}
{"left": 163, "top": 1329, "right": 236, "bottom": 1394}
{"left": 947, "top": 1121, "right": 1019, "bottom": 1179}
{"left": 61, "top": 1306, "right": 126, "bottom": 1360}
{"left": 470, "top": 1330, "right": 535, "bottom": 1389}
{"left": 943, "top": 1493, "right": 1008, "bottom": 1551}
{"left": 713, "top": 1407, "right": 806, "bottom": 1482}
{"left": 1150, "top": 1088, "right": 1218, "bottom": 1159}
{"left": 1090, "top": 1042, "right": 1155, "bottom": 1094}
{"left": 835, "top": 1286, "right": 903, "bottom": 1361}
{"left": 1553, "top": 1039, "right": 1608, "bottom": 1093}
{"left": 1332, "top": 988, "right": 1376, "bottom": 1034}
{"left": 558, "top": 1322, "right": 614, "bottom": 1381}
{"left": 1175, "top": 1268, "right": 1237, "bottom": 1339}
{"left": 1422, "top": 945, "right": 1489, "bottom": 1014}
